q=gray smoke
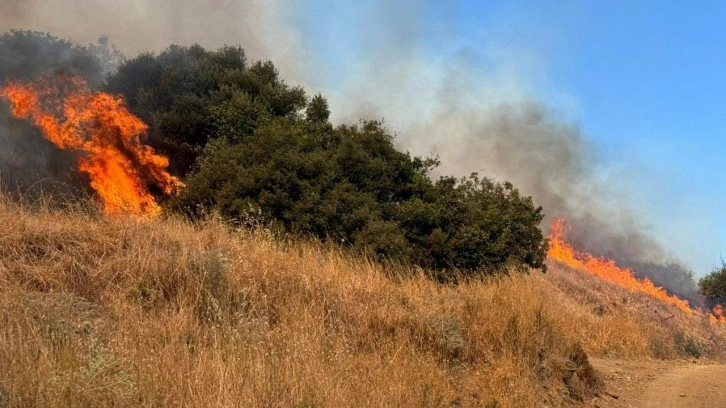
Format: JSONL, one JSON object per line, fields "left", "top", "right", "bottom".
{"left": 401, "top": 102, "right": 701, "bottom": 303}
{"left": 306, "top": 2, "right": 702, "bottom": 303}
{"left": 0, "top": 108, "right": 80, "bottom": 194}
{"left": 0, "top": 0, "right": 305, "bottom": 84}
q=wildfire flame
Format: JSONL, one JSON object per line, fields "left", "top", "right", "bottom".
{"left": 547, "top": 218, "right": 726, "bottom": 323}
{"left": 1, "top": 74, "right": 182, "bottom": 217}
{"left": 711, "top": 304, "right": 726, "bottom": 324}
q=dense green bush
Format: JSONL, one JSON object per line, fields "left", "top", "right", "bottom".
{"left": 699, "top": 262, "right": 726, "bottom": 304}
{"left": 176, "top": 116, "right": 547, "bottom": 275}
{"left": 104, "top": 43, "right": 548, "bottom": 277}
{"left": 176, "top": 119, "right": 433, "bottom": 258}
{"left": 104, "top": 45, "right": 305, "bottom": 175}
{"left": 398, "top": 175, "right": 547, "bottom": 273}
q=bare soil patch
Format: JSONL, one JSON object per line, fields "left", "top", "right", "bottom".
{"left": 587, "top": 358, "right": 726, "bottom": 408}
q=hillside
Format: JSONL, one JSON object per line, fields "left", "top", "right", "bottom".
{"left": 541, "top": 262, "right": 726, "bottom": 360}
{"left": 1, "top": 196, "right": 724, "bottom": 407}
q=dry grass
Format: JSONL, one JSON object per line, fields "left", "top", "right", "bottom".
{"left": 539, "top": 263, "right": 726, "bottom": 360}
{"left": 0, "top": 195, "right": 722, "bottom": 407}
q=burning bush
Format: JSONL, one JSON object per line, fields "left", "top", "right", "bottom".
{"left": 0, "top": 30, "right": 105, "bottom": 194}
{"left": 1, "top": 74, "right": 182, "bottom": 217}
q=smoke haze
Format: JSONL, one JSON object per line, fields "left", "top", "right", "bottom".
{"left": 403, "top": 102, "right": 701, "bottom": 302}
{"left": 301, "top": 2, "right": 702, "bottom": 301}
{"left": 0, "top": 0, "right": 305, "bottom": 83}
{"left": 0, "top": 1, "right": 702, "bottom": 299}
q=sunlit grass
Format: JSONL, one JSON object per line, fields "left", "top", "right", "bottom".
{"left": 0, "top": 195, "right": 722, "bottom": 407}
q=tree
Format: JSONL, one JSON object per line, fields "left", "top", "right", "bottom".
{"left": 175, "top": 119, "right": 425, "bottom": 261}
{"left": 103, "top": 45, "right": 305, "bottom": 176}
{"left": 176, "top": 116, "right": 548, "bottom": 276}
{"left": 104, "top": 42, "right": 550, "bottom": 278}
{"left": 87, "top": 36, "right": 126, "bottom": 76}
{"left": 397, "top": 174, "right": 548, "bottom": 275}
{"left": 699, "top": 262, "right": 726, "bottom": 304}
{"left": 306, "top": 93, "right": 330, "bottom": 123}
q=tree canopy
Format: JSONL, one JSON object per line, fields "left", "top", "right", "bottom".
{"left": 10, "top": 40, "right": 549, "bottom": 278}
{"left": 103, "top": 45, "right": 306, "bottom": 176}
{"left": 699, "top": 262, "right": 726, "bottom": 304}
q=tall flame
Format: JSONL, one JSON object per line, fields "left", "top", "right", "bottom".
{"left": 1, "top": 74, "right": 182, "bottom": 217}
{"left": 547, "top": 218, "right": 725, "bottom": 322}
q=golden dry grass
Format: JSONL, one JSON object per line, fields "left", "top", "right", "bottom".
{"left": 539, "top": 262, "right": 726, "bottom": 360}
{"left": 0, "top": 195, "right": 723, "bottom": 407}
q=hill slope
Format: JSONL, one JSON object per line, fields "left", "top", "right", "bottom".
{"left": 0, "top": 197, "right": 723, "bottom": 407}
{"left": 540, "top": 262, "right": 726, "bottom": 360}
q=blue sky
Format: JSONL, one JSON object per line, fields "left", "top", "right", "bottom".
{"left": 558, "top": 2, "right": 726, "bottom": 274}
{"left": 294, "top": 0, "right": 726, "bottom": 275}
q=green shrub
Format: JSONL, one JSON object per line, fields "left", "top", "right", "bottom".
{"left": 177, "top": 117, "right": 547, "bottom": 277}
{"left": 106, "top": 42, "right": 548, "bottom": 278}
{"left": 104, "top": 46, "right": 305, "bottom": 176}
{"left": 699, "top": 261, "right": 726, "bottom": 304}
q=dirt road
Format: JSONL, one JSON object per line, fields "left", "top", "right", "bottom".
{"left": 587, "top": 359, "right": 726, "bottom": 408}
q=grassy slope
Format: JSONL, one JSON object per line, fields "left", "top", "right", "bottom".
{"left": 540, "top": 263, "right": 726, "bottom": 361}
{"left": 0, "top": 197, "right": 723, "bottom": 407}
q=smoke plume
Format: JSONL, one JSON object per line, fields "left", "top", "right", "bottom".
{"left": 403, "top": 102, "right": 701, "bottom": 303}
{"left": 0, "top": 0, "right": 305, "bottom": 84}
{"left": 302, "top": 2, "right": 702, "bottom": 302}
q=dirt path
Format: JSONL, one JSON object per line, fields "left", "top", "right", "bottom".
{"left": 636, "top": 364, "right": 726, "bottom": 408}
{"left": 587, "top": 358, "right": 726, "bottom": 408}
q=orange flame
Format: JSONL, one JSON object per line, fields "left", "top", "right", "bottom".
{"left": 710, "top": 304, "right": 726, "bottom": 324}
{"left": 547, "top": 218, "right": 698, "bottom": 314}
{"left": 1, "top": 74, "right": 182, "bottom": 217}
{"left": 548, "top": 218, "right": 726, "bottom": 323}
